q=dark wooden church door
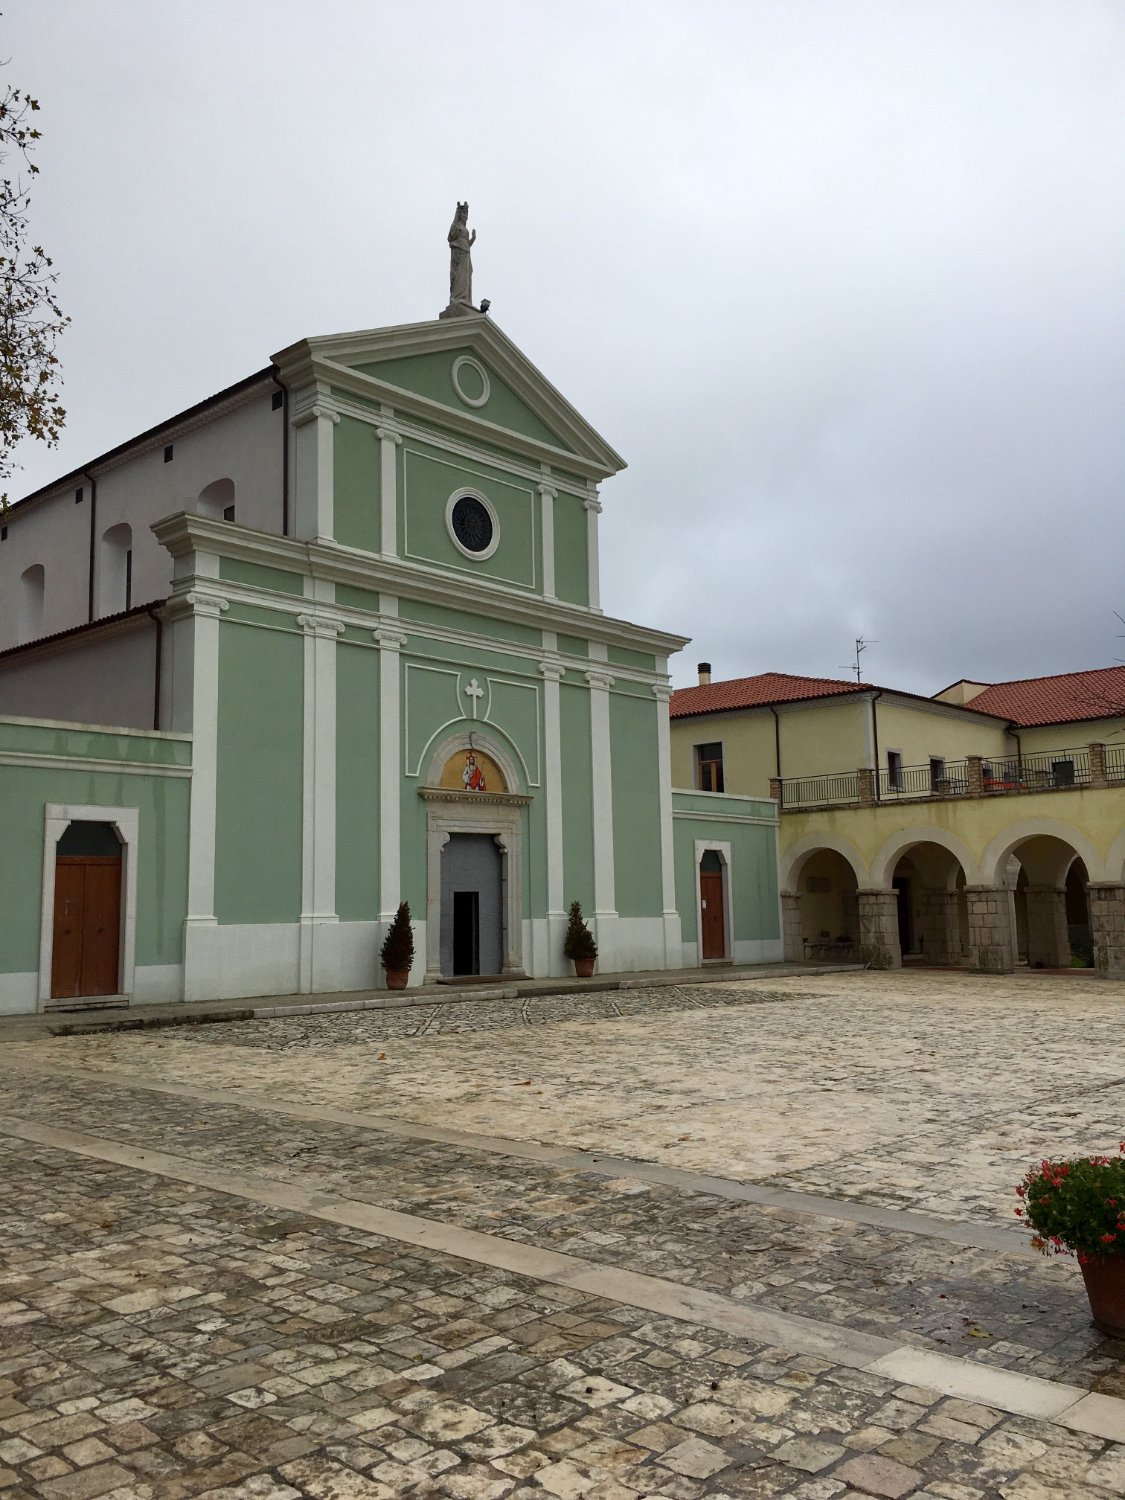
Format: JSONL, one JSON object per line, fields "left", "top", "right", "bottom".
{"left": 51, "top": 823, "right": 122, "bottom": 999}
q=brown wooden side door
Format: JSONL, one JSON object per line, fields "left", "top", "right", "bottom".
{"left": 699, "top": 869, "right": 726, "bottom": 961}
{"left": 51, "top": 854, "right": 122, "bottom": 999}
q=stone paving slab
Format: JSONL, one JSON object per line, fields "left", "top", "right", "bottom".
{"left": 2, "top": 1136, "right": 1124, "bottom": 1498}
{"left": 3, "top": 970, "right": 1125, "bottom": 1496}
{"left": 11, "top": 972, "right": 1123, "bottom": 1218}
{"left": 0, "top": 1067, "right": 1118, "bottom": 1395}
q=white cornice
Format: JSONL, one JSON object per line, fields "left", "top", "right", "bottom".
{"left": 151, "top": 512, "right": 689, "bottom": 658}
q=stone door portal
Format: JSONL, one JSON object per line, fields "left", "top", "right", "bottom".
{"left": 441, "top": 832, "right": 504, "bottom": 977}
{"left": 51, "top": 821, "right": 122, "bottom": 999}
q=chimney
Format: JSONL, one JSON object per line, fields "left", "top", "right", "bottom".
{"left": 697, "top": 662, "right": 712, "bottom": 686}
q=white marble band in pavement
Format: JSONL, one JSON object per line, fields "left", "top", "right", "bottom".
{"left": 2, "top": 1113, "right": 1123, "bottom": 1444}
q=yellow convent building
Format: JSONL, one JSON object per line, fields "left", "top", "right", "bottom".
{"left": 671, "top": 664, "right": 1125, "bottom": 978}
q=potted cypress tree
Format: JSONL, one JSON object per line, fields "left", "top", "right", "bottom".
{"left": 1017, "top": 1144, "right": 1125, "bottom": 1337}
{"left": 563, "top": 900, "right": 598, "bottom": 978}
{"left": 379, "top": 902, "right": 414, "bottom": 990}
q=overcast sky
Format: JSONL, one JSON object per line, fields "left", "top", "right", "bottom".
{"left": 5, "top": 1, "right": 1124, "bottom": 692}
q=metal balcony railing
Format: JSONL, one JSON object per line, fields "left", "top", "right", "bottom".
{"left": 1106, "top": 744, "right": 1125, "bottom": 781}
{"left": 980, "top": 748, "right": 1091, "bottom": 793}
{"left": 880, "top": 761, "right": 970, "bottom": 799}
{"left": 780, "top": 772, "right": 859, "bottom": 809}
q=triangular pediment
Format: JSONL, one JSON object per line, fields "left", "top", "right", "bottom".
{"left": 273, "top": 316, "right": 625, "bottom": 478}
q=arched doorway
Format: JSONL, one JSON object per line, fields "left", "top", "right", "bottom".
{"left": 698, "top": 848, "right": 729, "bottom": 961}
{"left": 1004, "top": 836, "right": 1091, "bottom": 970}
{"left": 420, "top": 736, "right": 532, "bottom": 982}
{"left": 889, "top": 842, "right": 969, "bottom": 966}
{"left": 794, "top": 848, "right": 859, "bottom": 961}
{"left": 51, "top": 821, "right": 123, "bottom": 999}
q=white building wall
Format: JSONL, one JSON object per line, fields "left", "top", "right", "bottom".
{"left": 0, "top": 379, "right": 284, "bottom": 652}
{"left": 0, "top": 621, "right": 159, "bottom": 730}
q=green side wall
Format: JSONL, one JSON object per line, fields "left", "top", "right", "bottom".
{"left": 0, "top": 763, "right": 189, "bottom": 973}
{"left": 334, "top": 414, "right": 381, "bottom": 553}
{"left": 672, "top": 794, "right": 780, "bottom": 944}
{"left": 553, "top": 494, "right": 589, "bottom": 606}
{"left": 215, "top": 622, "right": 304, "bottom": 924}
{"left": 609, "top": 694, "right": 663, "bottom": 917}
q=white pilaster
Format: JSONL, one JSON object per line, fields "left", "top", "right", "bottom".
{"left": 653, "top": 682, "right": 682, "bottom": 966}
{"left": 290, "top": 392, "right": 339, "bottom": 542}
{"left": 298, "top": 610, "right": 344, "bottom": 993}
{"left": 376, "top": 416, "right": 402, "bottom": 557}
{"left": 586, "top": 669, "right": 617, "bottom": 961}
{"left": 181, "top": 587, "right": 228, "bottom": 1001}
{"left": 540, "top": 659, "right": 567, "bottom": 969}
{"left": 539, "top": 480, "right": 557, "bottom": 599}
{"left": 375, "top": 620, "right": 409, "bottom": 923}
{"left": 584, "top": 489, "right": 603, "bottom": 612}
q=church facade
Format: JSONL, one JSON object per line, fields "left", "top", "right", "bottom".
{"left": 0, "top": 314, "right": 781, "bottom": 1011}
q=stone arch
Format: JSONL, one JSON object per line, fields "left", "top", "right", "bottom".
{"left": 780, "top": 833, "right": 868, "bottom": 892}
{"left": 980, "top": 818, "right": 1106, "bottom": 888}
{"left": 870, "top": 825, "right": 980, "bottom": 890}
{"left": 18, "top": 563, "right": 44, "bottom": 643}
{"left": 422, "top": 727, "right": 523, "bottom": 797}
{"left": 198, "top": 478, "right": 236, "bottom": 521}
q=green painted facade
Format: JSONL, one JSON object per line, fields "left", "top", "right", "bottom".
{"left": 672, "top": 791, "right": 781, "bottom": 946}
{"left": 0, "top": 721, "right": 190, "bottom": 982}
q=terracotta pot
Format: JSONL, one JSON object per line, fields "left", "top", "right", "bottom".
{"left": 574, "top": 956, "right": 596, "bottom": 978}
{"left": 383, "top": 967, "right": 410, "bottom": 991}
{"left": 1079, "top": 1254, "right": 1125, "bottom": 1338}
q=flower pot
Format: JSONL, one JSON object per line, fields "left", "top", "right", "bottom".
{"left": 1079, "top": 1255, "right": 1125, "bottom": 1338}
{"left": 383, "top": 967, "right": 410, "bottom": 991}
{"left": 574, "top": 957, "right": 596, "bottom": 978}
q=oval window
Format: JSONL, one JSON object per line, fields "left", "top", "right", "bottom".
{"left": 450, "top": 494, "right": 495, "bottom": 555}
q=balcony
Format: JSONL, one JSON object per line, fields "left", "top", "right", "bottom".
{"left": 772, "top": 742, "right": 1123, "bottom": 812}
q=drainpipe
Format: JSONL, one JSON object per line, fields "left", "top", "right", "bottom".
{"left": 84, "top": 470, "right": 98, "bottom": 621}
{"left": 769, "top": 705, "right": 781, "bottom": 779}
{"left": 870, "top": 690, "right": 884, "bottom": 801}
{"left": 145, "top": 604, "right": 163, "bottom": 731}
{"left": 272, "top": 369, "right": 290, "bottom": 536}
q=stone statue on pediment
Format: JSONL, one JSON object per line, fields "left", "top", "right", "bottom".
{"left": 440, "top": 202, "right": 477, "bottom": 319}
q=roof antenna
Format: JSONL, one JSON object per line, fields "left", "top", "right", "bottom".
{"left": 839, "top": 636, "right": 876, "bottom": 683}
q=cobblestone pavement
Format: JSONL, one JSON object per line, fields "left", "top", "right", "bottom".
{"left": 2, "top": 971, "right": 1125, "bottom": 1496}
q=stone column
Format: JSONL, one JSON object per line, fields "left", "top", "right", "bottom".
{"left": 917, "top": 890, "right": 961, "bottom": 966}
{"left": 781, "top": 892, "right": 803, "bottom": 962}
{"left": 374, "top": 621, "right": 409, "bottom": 937}
{"left": 652, "top": 683, "right": 683, "bottom": 966}
{"left": 297, "top": 610, "right": 344, "bottom": 994}
{"left": 769, "top": 776, "right": 783, "bottom": 806}
{"left": 539, "top": 659, "right": 567, "bottom": 972}
{"left": 858, "top": 768, "right": 876, "bottom": 807}
{"left": 539, "top": 480, "right": 557, "bottom": 599}
{"left": 1024, "top": 885, "right": 1071, "bottom": 969}
{"left": 584, "top": 490, "right": 602, "bottom": 611}
{"left": 856, "top": 890, "right": 901, "bottom": 969}
{"left": 290, "top": 393, "right": 339, "bottom": 542}
{"left": 965, "top": 886, "right": 1016, "bottom": 973}
{"left": 376, "top": 418, "right": 402, "bottom": 557}
{"left": 1090, "top": 884, "right": 1125, "bottom": 979}
{"left": 586, "top": 668, "right": 617, "bottom": 963}
{"left": 178, "top": 585, "right": 229, "bottom": 1002}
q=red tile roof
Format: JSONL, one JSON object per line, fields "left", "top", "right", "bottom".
{"left": 960, "top": 666, "right": 1125, "bottom": 727}
{"left": 670, "top": 672, "right": 865, "bottom": 719}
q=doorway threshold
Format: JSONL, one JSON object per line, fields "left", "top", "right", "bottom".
{"left": 43, "top": 994, "right": 129, "bottom": 1013}
{"left": 436, "top": 973, "right": 526, "bottom": 986}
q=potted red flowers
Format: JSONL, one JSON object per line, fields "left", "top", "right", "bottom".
{"left": 1017, "top": 1144, "right": 1125, "bottom": 1337}
{"left": 379, "top": 902, "right": 414, "bottom": 991}
{"left": 563, "top": 900, "right": 598, "bottom": 978}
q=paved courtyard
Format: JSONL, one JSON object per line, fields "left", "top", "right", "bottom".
{"left": 2, "top": 970, "right": 1124, "bottom": 1497}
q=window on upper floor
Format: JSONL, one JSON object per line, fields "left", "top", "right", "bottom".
{"left": 100, "top": 523, "right": 133, "bottom": 615}
{"left": 198, "top": 477, "right": 236, "bottom": 522}
{"left": 695, "top": 741, "right": 724, "bottom": 793}
{"left": 18, "top": 564, "right": 44, "bottom": 643}
{"left": 929, "top": 756, "right": 946, "bottom": 789}
{"left": 887, "top": 749, "right": 904, "bottom": 791}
